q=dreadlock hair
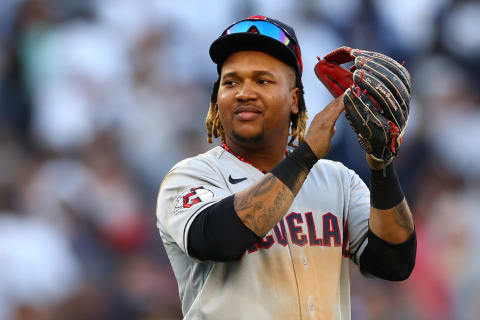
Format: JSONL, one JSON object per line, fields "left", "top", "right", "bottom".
{"left": 205, "top": 71, "right": 308, "bottom": 147}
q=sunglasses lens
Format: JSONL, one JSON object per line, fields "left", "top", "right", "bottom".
{"left": 226, "top": 21, "right": 290, "bottom": 46}
{"left": 222, "top": 19, "right": 302, "bottom": 74}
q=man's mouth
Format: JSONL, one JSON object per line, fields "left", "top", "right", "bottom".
{"left": 234, "top": 106, "right": 262, "bottom": 121}
{"left": 236, "top": 111, "right": 261, "bottom": 121}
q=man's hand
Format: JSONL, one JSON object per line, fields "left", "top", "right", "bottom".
{"left": 303, "top": 96, "right": 345, "bottom": 159}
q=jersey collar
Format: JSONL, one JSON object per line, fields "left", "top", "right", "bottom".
{"left": 221, "top": 140, "right": 289, "bottom": 174}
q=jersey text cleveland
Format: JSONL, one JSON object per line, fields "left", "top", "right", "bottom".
{"left": 243, "top": 211, "right": 351, "bottom": 258}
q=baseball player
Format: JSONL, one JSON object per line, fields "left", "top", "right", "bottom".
{"left": 157, "top": 16, "right": 416, "bottom": 320}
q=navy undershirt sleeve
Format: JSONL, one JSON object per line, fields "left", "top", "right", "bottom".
{"left": 187, "top": 195, "right": 261, "bottom": 262}
{"left": 360, "top": 229, "right": 417, "bottom": 281}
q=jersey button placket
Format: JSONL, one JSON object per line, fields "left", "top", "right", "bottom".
{"left": 290, "top": 246, "right": 315, "bottom": 318}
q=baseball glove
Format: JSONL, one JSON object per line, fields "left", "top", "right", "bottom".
{"left": 314, "top": 46, "right": 411, "bottom": 162}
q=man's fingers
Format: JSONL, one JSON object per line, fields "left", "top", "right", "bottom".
{"left": 305, "top": 96, "right": 345, "bottom": 159}
{"left": 322, "top": 95, "right": 345, "bottom": 122}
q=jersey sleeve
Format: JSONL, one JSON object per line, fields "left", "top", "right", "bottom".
{"left": 156, "top": 157, "right": 231, "bottom": 258}
{"left": 344, "top": 169, "right": 371, "bottom": 265}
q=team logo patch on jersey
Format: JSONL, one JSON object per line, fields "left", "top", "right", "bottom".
{"left": 174, "top": 187, "right": 214, "bottom": 214}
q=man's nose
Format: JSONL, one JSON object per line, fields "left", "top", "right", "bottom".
{"left": 235, "top": 81, "right": 257, "bottom": 102}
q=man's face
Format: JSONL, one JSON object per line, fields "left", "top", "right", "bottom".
{"left": 217, "top": 51, "right": 299, "bottom": 147}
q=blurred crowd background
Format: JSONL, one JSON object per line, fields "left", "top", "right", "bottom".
{"left": 1, "top": 0, "right": 480, "bottom": 319}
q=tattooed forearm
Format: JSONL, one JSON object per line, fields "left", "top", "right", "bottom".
{"left": 392, "top": 199, "right": 414, "bottom": 233}
{"left": 254, "top": 174, "right": 278, "bottom": 197}
{"left": 235, "top": 174, "right": 277, "bottom": 211}
{"left": 234, "top": 173, "right": 296, "bottom": 236}
{"left": 369, "top": 198, "right": 414, "bottom": 244}
{"left": 290, "top": 169, "right": 310, "bottom": 196}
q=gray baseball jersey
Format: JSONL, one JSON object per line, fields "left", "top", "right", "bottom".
{"left": 157, "top": 146, "right": 371, "bottom": 320}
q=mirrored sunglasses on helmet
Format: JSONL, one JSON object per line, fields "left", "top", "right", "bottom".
{"left": 222, "top": 19, "right": 303, "bottom": 74}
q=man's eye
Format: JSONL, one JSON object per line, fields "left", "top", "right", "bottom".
{"left": 257, "top": 79, "right": 271, "bottom": 84}
{"left": 222, "top": 80, "right": 237, "bottom": 86}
